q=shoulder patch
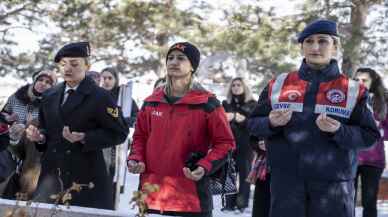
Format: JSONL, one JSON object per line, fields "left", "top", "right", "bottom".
{"left": 107, "top": 107, "right": 119, "bottom": 118}
{"left": 188, "top": 97, "right": 221, "bottom": 113}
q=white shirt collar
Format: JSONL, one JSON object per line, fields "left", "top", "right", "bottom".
{"left": 64, "top": 84, "right": 79, "bottom": 93}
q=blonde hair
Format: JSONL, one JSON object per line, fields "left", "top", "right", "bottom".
{"left": 164, "top": 74, "right": 194, "bottom": 97}
{"left": 226, "top": 77, "right": 254, "bottom": 103}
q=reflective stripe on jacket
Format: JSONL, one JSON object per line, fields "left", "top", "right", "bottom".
{"left": 248, "top": 59, "right": 380, "bottom": 181}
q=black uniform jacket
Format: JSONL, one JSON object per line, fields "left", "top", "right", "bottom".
{"left": 34, "top": 76, "right": 128, "bottom": 209}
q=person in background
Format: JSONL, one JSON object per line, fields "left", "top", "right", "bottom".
{"left": 248, "top": 19, "right": 380, "bottom": 217}
{"left": 2, "top": 70, "right": 57, "bottom": 128}
{"left": 221, "top": 77, "right": 256, "bottom": 212}
{"left": 100, "top": 67, "right": 139, "bottom": 127}
{"left": 0, "top": 114, "right": 11, "bottom": 194}
{"left": 25, "top": 42, "right": 128, "bottom": 209}
{"left": 127, "top": 42, "right": 235, "bottom": 217}
{"left": 0, "top": 113, "right": 10, "bottom": 152}
{"left": 86, "top": 70, "right": 101, "bottom": 86}
{"left": 0, "top": 70, "right": 57, "bottom": 198}
{"left": 246, "top": 138, "right": 270, "bottom": 217}
{"left": 100, "top": 67, "right": 138, "bottom": 204}
{"left": 354, "top": 67, "right": 388, "bottom": 217}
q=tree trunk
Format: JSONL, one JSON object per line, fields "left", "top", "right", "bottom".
{"left": 341, "top": 0, "right": 369, "bottom": 77}
{"left": 155, "top": 32, "right": 169, "bottom": 77}
{"left": 154, "top": 0, "right": 174, "bottom": 77}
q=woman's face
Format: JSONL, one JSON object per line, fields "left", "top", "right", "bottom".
{"left": 34, "top": 76, "right": 53, "bottom": 93}
{"left": 166, "top": 50, "right": 192, "bottom": 79}
{"left": 302, "top": 34, "right": 337, "bottom": 66}
{"left": 355, "top": 72, "right": 372, "bottom": 90}
{"left": 101, "top": 71, "right": 116, "bottom": 90}
{"left": 231, "top": 80, "right": 244, "bottom": 95}
{"left": 58, "top": 57, "right": 89, "bottom": 86}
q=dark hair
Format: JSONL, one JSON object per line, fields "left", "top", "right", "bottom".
{"left": 356, "top": 67, "right": 387, "bottom": 120}
{"left": 101, "top": 67, "right": 119, "bottom": 88}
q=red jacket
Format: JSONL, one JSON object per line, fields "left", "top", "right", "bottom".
{"left": 128, "top": 85, "right": 235, "bottom": 214}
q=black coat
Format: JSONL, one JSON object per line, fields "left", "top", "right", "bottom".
{"left": 33, "top": 77, "right": 128, "bottom": 209}
{"left": 0, "top": 115, "right": 9, "bottom": 152}
{"left": 222, "top": 97, "right": 257, "bottom": 207}
{"left": 222, "top": 98, "right": 257, "bottom": 155}
{"left": 110, "top": 86, "right": 139, "bottom": 128}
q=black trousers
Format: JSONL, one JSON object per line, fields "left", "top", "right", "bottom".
{"left": 355, "top": 165, "right": 384, "bottom": 217}
{"left": 252, "top": 175, "right": 271, "bottom": 217}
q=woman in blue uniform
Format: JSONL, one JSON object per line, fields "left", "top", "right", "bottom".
{"left": 248, "top": 19, "right": 380, "bottom": 217}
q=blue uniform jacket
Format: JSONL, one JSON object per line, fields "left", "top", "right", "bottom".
{"left": 248, "top": 60, "right": 380, "bottom": 181}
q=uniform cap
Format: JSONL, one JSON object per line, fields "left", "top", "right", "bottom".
{"left": 54, "top": 41, "right": 90, "bottom": 63}
{"left": 298, "top": 19, "right": 338, "bottom": 43}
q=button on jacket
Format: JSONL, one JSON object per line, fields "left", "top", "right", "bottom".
{"left": 33, "top": 76, "right": 128, "bottom": 209}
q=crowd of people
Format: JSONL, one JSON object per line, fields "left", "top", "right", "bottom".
{"left": 0, "top": 18, "right": 387, "bottom": 217}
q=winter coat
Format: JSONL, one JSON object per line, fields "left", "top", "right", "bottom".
{"left": 248, "top": 59, "right": 380, "bottom": 181}
{"left": 33, "top": 76, "right": 128, "bottom": 209}
{"left": 222, "top": 97, "right": 256, "bottom": 156}
{"left": 0, "top": 85, "right": 43, "bottom": 198}
{"left": 358, "top": 112, "right": 388, "bottom": 168}
{"left": 0, "top": 119, "right": 9, "bottom": 152}
{"left": 103, "top": 86, "right": 139, "bottom": 178}
{"left": 127, "top": 84, "right": 235, "bottom": 214}
{"left": 2, "top": 84, "right": 40, "bottom": 125}
{"left": 110, "top": 86, "right": 139, "bottom": 128}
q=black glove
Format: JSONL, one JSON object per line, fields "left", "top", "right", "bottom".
{"left": 185, "top": 152, "right": 205, "bottom": 171}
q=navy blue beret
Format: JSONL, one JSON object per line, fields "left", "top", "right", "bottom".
{"left": 166, "top": 42, "right": 201, "bottom": 73}
{"left": 297, "top": 19, "right": 338, "bottom": 43}
{"left": 54, "top": 42, "right": 90, "bottom": 63}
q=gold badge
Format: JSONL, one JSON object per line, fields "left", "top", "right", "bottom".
{"left": 107, "top": 107, "right": 119, "bottom": 118}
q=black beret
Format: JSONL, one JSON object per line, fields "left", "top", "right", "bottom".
{"left": 298, "top": 19, "right": 338, "bottom": 43}
{"left": 54, "top": 42, "right": 90, "bottom": 63}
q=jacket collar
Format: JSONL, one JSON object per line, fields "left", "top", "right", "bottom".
{"left": 42, "top": 76, "right": 96, "bottom": 119}
{"left": 14, "top": 84, "right": 37, "bottom": 104}
{"left": 65, "top": 76, "right": 95, "bottom": 95}
{"left": 44, "top": 76, "right": 95, "bottom": 98}
{"left": 145, "top": 82, "right": 213, "bottom": 105}
{"left": 298, "top": 59, "right": 341, "bottom": 82}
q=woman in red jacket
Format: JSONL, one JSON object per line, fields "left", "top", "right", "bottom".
{"left": 127, "top": 42, "right": 235, "bottom": 217}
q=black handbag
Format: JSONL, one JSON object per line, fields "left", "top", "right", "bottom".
{"left": 185, "top": 151, "right": 238, "bottom": 195}
{"left": 208, "top": 152, "right": 237, "bottom": 195}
